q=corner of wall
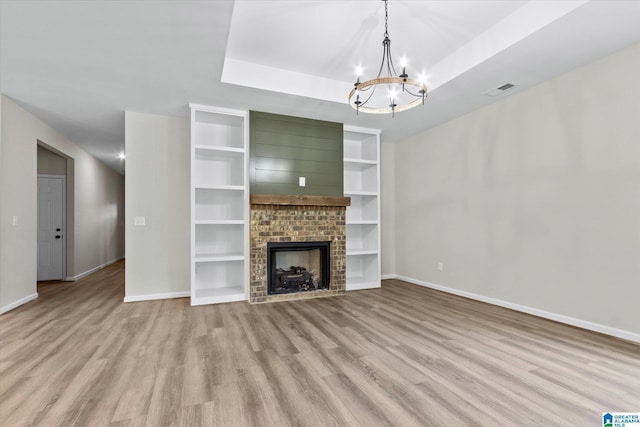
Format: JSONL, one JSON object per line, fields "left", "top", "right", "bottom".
{"left": 380, "top": 141, "right": 396, "bottom": 277}
{"left": 124, "top": 111, "right": 190, "bottom": 299}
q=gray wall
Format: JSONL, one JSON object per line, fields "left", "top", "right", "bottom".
{"left": 390, "top": 42, "right": 640, "bottom": 337}
{"left": 250, "top": 111, "right": 343, "bottom": 196}
{"left": 124, "top": 111, "right": 190, "bottom": 299}
{"left": 0, "top": 95, "right": 3, "bottom": 300}
{"left": 380, "top": 142, "right": 396, "bottom": 277}
{"left": 0, "top": 95, "right": 125, "bottom": 313}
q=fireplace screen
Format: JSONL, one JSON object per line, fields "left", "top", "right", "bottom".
{"left": 267, "top": 241, "right": 330, "bottom": 294}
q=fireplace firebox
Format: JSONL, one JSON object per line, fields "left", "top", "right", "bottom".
{"left": 267, "top": 241, "right": 330, "bottom": 295}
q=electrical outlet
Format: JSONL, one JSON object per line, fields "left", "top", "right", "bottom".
{"left": 437, "top": 262, "right": 444, "bottom": 271}
{"left": 134, "top": 216, "right": 146, "bottom": 226}
{"left": 299, "top": 177, "right": 306, "bottom": 187}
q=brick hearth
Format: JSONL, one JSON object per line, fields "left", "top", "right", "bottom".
{"left": 249, "top": 200, "right": 348, "bottom": 304}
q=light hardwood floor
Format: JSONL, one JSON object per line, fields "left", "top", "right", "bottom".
{"left": 1, "top": 260, "right": 638, "bottom": 426}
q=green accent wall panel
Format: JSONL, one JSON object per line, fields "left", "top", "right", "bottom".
{"left": 250, "top": 111, "right": 343, "bottom": 196}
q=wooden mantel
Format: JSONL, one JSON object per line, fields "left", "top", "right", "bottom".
{"left": 250, "top": 194, "right": 351, "bottom": 207}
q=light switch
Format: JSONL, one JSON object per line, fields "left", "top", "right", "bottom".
{"left": 134, "top": 216, "right": 146, "bottom": 226}
{"left": 299, "top": 177, "right": 306, "bottom": 187}
{"left": 12, "top": 215, "right": 18, "bottom": 226}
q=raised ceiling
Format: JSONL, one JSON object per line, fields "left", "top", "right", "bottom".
{"left": 1, "top": 0, "right": 640, "bottom": 173}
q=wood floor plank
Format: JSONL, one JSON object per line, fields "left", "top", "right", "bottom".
{"left": 322, "top": 373, "right": 396, "bottom": 427}
{"left": 236, "top": 365, "right": 290, "bottom": 426}
{"left": 322, "top": 346, "right": 430, "bottom": 426}
{"left": 110, "top": 350, "right": 161, "bottom": 422}
{"left": 1, "top": 261, "right": 639, "bottom": 426}
{"left": 199, "top": 381, "right": 248, "bottom": 426}
{"left": 254, "top": 349, "right": 335, "bottom": 427}
{"left": 283, "top": 353, "right": 360, "bottom": 426}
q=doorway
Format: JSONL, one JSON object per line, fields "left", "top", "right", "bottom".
{"left": 37, "top": 175, "right": 66, "bottom": 281}
{"left": 37, "top": 142, "right": 73, "bottom": 282}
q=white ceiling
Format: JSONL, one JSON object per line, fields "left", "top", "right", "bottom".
{"left": 1, "top": 0, "right": 640, "bottom": 174}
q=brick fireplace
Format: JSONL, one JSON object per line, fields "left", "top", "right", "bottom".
{"left": 249, "top": 195, "right": 350, "bottom": 303}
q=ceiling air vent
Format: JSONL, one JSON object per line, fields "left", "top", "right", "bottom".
{"left": 483, "top": 83, "right": 516, "bottom": 97}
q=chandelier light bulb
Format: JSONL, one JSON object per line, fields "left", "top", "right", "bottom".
{"left": 400, "top": 57, "right": 408, "bottom": 68}
{"left": 355, "top": 65, "right": 363, "bottom": 77}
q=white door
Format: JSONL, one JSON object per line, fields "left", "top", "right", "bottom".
{"left": 38, "top": 176, "right": 65, "bottom": 281}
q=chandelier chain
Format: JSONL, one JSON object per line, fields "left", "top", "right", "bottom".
{"left": 384, "top": 0, "right": 389, "bottom": 38}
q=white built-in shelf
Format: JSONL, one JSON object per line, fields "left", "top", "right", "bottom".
{"left": 193, "top": 286, "right": 245, "bottom": 305}
{"left": 194, "top": 184, "right": 244, "bottom": 191}
{"left": 195, "top": 286, "right": 245, "bottom": 298}
{"left": 195, "top": 220, "right": 245, "bottom": 225}
{"left": 346, "top": 220, "right": 378, "bottom": 225}
{"left": 347, "top": 250, "right": 379, "bottom": 256}
{"left": 195, "top": 147, "right": 245, "bottom": 159}
{"left": 346, "top": 194, "right": 378, "bottom": 223}
{"left": 344, "top": 126, "right": 381, "bottom": 291}
{"left": 344, "top": 190, "right": 378, "bottom": 197}
{"left": 195, "top": 253, "right": 245, "bottom": 263}
{"left": 191, "top": 104, "right": 249, "bottom": 306}
{"left": 345, "top": 279, "right": 380, "bottom": 291}
{"left": 193, "top": 144, "right": 245, "bottom": 188}
{"left": 344, "top": 158, "right": 378, "bottom": 166}
{"left": 344, "top": 129, "right": 378, "bottom": 162}
{"left": 192, "top": 259, "right": 245, "bottom": 304}
{"left": 194, "top": 144, "right": 245, "bottom": 153}
{"left": 195, "top": 188, "right": 244, "bottom": 222}
{"left": 344, "top": 162, "right": 377, "bottom": 193}
{"left": 192, "top": 109, "right": 244, "bottom": 150}
{"left": 346, "top": 251, "right": 379, "bottom": 290}
{"left": 346, "top": 222, "right": 378, "bottom": 253}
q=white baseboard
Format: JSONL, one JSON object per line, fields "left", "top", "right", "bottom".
{"left": 381, "top": 274, "right": 398, "bottom": 280}
{"left": 124, "top": 291, "right": 190, "bottom": 303}
{"left": 66, "top": 256, "right": 124, "bottom": 281}
{"left": 394, "top": 274, "right": 640, "bottom": 344}
{"left": 0, "top": 293, "right": 38, "bottom": 315}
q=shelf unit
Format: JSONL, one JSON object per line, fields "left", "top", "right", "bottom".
{"left": 190, "top": 104, "right": 248, "bottom": 305}
{"left": 344, "top": 126, "right": 381, "bottom": 291}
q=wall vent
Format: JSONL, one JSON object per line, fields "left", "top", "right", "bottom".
{"left": 483, "top": 83, "right": 517, "bottom": 97}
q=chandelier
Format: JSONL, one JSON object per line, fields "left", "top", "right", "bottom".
{"left": 349, "top": 0, "right": 428, "bottom": 116}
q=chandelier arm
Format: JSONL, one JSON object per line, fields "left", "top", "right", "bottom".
{"left": 359, "top": 83, "right": 378, "bottom": 108}
{"left": 404, "top": 88, "right": 425, "bottom": 97}
{"left": 376, "top": 43, "right": 387, "bottom": 79}
{"left": 384, "top": 43, "right": 396, "bottom": 95}
{"left": 387, "top": 43, "right": 399, "bottom": 77}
